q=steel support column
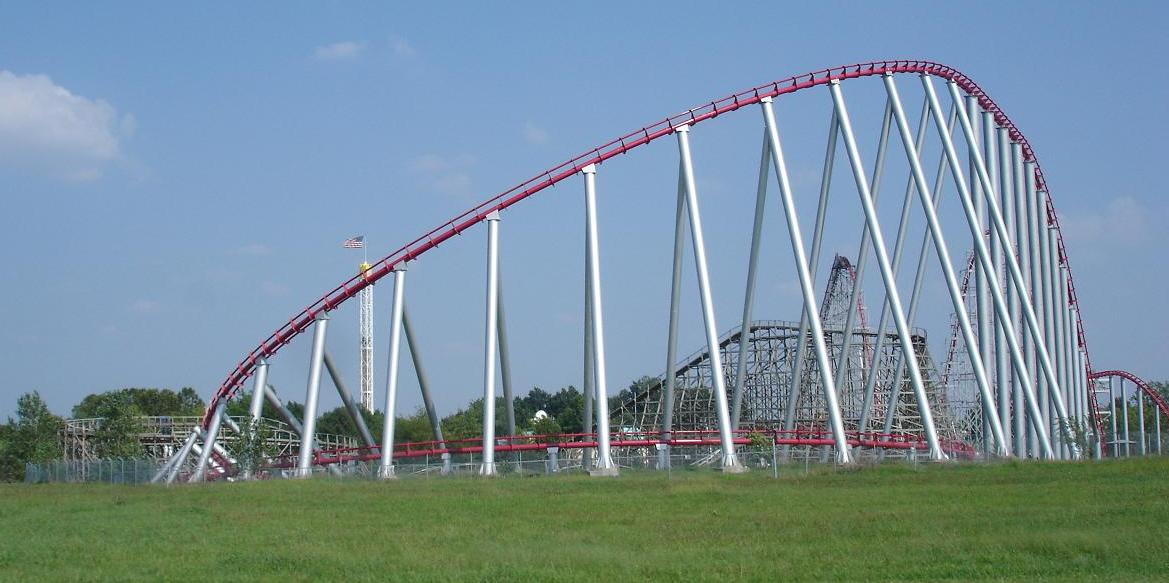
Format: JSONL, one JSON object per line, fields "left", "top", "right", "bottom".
{"left": 241, "top": 357, "right": 270, "bottom": 479}
{"left": 879, "top": 106, "right": 958, "bottom": 440}
{"left": 402, "top": 306, "right": 450, "bottom": 472}
{"left": 674, "top": 129, "right": 743, "bottom": 472}
{"left": 295, "top": 314, "right": 329, "bottom": 477}
{"left": 831, "top": 79, "right": 944, "bottom": 460}
{"left": 731, "top": 131, "right": 771, "bottom": 429}
{"left": 657, "top": 165, "right": 686, "bottom": 468}
{"left": 480, "top": 213, "right": 502, "bottom": 476}
{"left": 832, "top": 100, "right": 892, "bottom": 419}
{"left": 1109, "top": 376, "right": 1118, "bottom": 456}
{"left": 883, "top": 75, "right": 1007, "bottom": 456}
{"left": 858, "top": 98, "right": 932, "bottom": 432}
{"left": 163, "top": 429, "right": 200, "bottom": 484}
{"left": 1121, "top": 378, "right": 1130, "bottom": 456}
{"left": 378, "top": 267, "right": 407, "bottom": 479}
{"left": 940, "top": 78, "right": 1072, "bottom": 457}
{"left": 760, "top": 98, "right": 851, "bottom": 463}
{"left": 190, "top": 399, "right": 227, "bottom": 482}
{"left": 324, "top": 351, "right": 377, "bottom": 450}
{"left": 582, "top": 165, "right": 618, "bottom": 474}
{"left": 783, "top": 110, "right": 838, "bottom": 435}
{"left": 497, "top": 278, "right": 517, "bottom": 442}
{"left": 1138, "top": 370, "right": 1147, "bottom": 455}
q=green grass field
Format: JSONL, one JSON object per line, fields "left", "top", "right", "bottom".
{"left": 1, "top": 458, "right": 1167, "bottom": 581}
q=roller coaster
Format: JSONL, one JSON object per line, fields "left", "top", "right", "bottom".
{"left": 147, "top": 60, "right": 1166, "bottom": 483}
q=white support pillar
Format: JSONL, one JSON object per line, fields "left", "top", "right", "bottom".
{"left": 759, "top": 98, "right": 852, "bottom": 464}
{"left": 939, "top": 78, "right": 1072, "bottom": 458}
{"left": 480, "top": 212, "right": 502, "bottom": 476}
{"left": 783, "top": 111, "right": 838, "bottom": 435}
{"left": 731, "top": 131, "right": 771, "bottom": 429}
{"left": 1138, "top": 374, "right": 1147, "bottom": 455}
{"left": 190, "top": 400, "right": 228, "bottom": 482}
{"left": 295, "top": 314, "right": 329, "bottom": 477}
{"left": 1121, "top": 378, "right": 1131, "bottom": 456}
{"left": 1109, "top": 377, "right": 1118, "bottom": 456}
{"left": 858, "top": 98, "right": 933, "bottom": 433}
{"left": 879, "top": 107, "right": 959, "bottom": 442}
{"left": 379, "top": 266, "right": 407, "bottom": 479}
{"left": 883, "top": 74, "right": 1007, "bottom": 456}
{"left": 241, "top": 357, "right": 270, "bottom": 479}
{"left": 497, "top": 278, "right": 517, "bottom": 443}
{"left": 1156, "top": 404, "right": 1163, "bottom": 455}
{"left": 582, "top": 165, "right": 618, "bottom": 475}
{"left": 830, "top": 79, "right": 944, "bottom": 460}
{"left": 1045, "top": 225, "right": 1065, "bottom": 457}
{"left": 162, "top": 429, "right": 200, "bottom": 484}
{"left": 583, "top": 242, "right": 595, "bottom": 470}
{"left": 1025, "top": 165, "right": 1047, "bottom": 455}
{"left": 1001, "top": 134, "right": 1026, "bottom": 456}
{"left": 659, "top": 165, "right": 686, "bottom": 455}
{"left": 674, "top": 129, "right": 744, "bottom": 472}
{"left": 831, "top": 100, "right": 892, "bottom": 423}
{"left": 402, "top": 306, "right": 450, "bottom": 472}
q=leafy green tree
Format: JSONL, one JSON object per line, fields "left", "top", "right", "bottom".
{"left": 91, "top": 393, "right": 143, "bottom": 458}
{"left": 315, "top": 406, "right": 384, "bottom": 443}
{"left": 530, "top": 415, "right": 563, "bottom": 442}
{"left": 233, "top": 418, "right": 273, "bottom": 477}
{"left": 0, "top": 392, "right": 63, "bottom": 481}
{"left": 394, "top": 408, "right": 437, "bottom": 444}
{"left": 441, "top": 398, "right": 511, "bottom": 442}
{"left": 1149, "top": 381, "right": 1169, "bottom": 404}
{"left": 515, "top": 386, "right": 586, "bottom": 433}
{"left": 0, "top": 423, "right": 15, "bottom": 481}
{"left": 73, "top": 387, "right": 203, "bottom": 418}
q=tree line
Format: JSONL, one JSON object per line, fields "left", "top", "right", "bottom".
{"left": 9, "top": 375, "right": 1157, "bottom": 481}
{"left": 0, "top": 377, "right": 656, "bottom": 481}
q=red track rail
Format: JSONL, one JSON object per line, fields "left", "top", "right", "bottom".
{"left": 203, "top": 60, "right": 1095, "bottom": 441}
{"left": 1088, "top": 370, "right": 1169, "bottom": 420}
{"left": 263, "top": 429, "right": 977, "bottom": 469}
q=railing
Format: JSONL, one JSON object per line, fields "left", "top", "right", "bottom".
{"left": 263, "top": 428, "right": 965, "bottom": 469}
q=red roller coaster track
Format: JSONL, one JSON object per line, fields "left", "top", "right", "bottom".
{"left": 203, "top": 60, "right": 1095, "bottom": 440}
{"left": 1088, "top": 370, "right": 1169, "bottom": 420}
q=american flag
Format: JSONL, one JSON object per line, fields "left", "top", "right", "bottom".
{"left": 342, "top": 235, "right": 365, "bottom": 249}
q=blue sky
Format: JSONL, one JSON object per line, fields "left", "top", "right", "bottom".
{"left": 1, "top": 2, "right": 1166, "bottom": 419}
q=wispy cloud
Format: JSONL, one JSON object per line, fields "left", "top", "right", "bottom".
{"left": 407, "top": 154, "right": 477, "bottom": 196}
{"left": 313, "top": 41, "right": 365, "bottom": 61}
{"left": 1061, "top": 195, "right": 1156, "bottom": 245}
{"left": 390, "top": 35, "right": 416, "bottom": 58}
{"left": 522, "top": 121, "right": 549, "bottom": 145}
{"left": 0, "top": 70, "right": 132, "bottom": 181}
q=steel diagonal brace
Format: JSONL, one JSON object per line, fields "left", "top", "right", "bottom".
{"left": 882, "top": 73, "right": 1009, "bottom": 457}
{"left": 760, "top": 98, "right": 852, "bottom": 464}
{"left": 828, "top": 80, "right": 945, "bottom": 461}
{"left": 930, "top": 76, "right": 1070, "bottom": 458}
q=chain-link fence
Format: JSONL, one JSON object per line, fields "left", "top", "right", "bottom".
{"left": 253, "top": 444, "right": 946, "bottom": 481}
{"left": 24, "top": 459, "right": 163, "bottom": 484}
{"left": 22, "top": 443, "right": 959, "bottom": 485}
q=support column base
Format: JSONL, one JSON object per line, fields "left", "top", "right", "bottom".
{"left": 588, "top": 465, "right": 619, "bottom": 477}
{"left": 440, "top": 453, "right": 452, "bottom": 475}
{"left": 545, "top": 447, "right": 559, "bottom": 475}
{"left": 656, "top": 443, "right": 671, "bottom": 470}
{"left": 293, "top": 468, "right": 313, "bottom": 479}
{"left": 479, "top": 462, "right": 497, "bottom": 477}
{"left": 720, "top": 460, "right": 749, "bottom": 474}
{"left": 377, "top": 465, "right": 397, "bottom": 480}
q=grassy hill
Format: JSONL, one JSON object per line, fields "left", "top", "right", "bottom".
{"left": 2, "top": 458, "right": 1167, "bottom": 581}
